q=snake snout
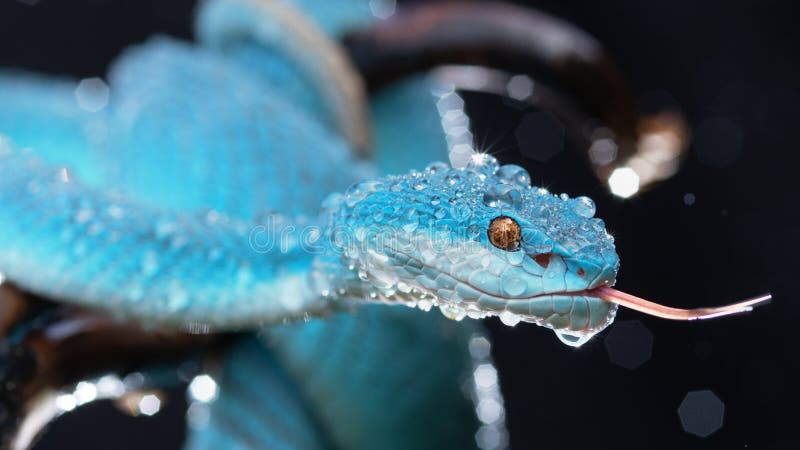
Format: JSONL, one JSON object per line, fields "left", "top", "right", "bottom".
{"left": 562, "top": 254, "right": 618, "bottom": 292}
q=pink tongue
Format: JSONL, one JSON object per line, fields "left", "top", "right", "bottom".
{"left": 590, "top": 286, "right": 771, "bottom": 320}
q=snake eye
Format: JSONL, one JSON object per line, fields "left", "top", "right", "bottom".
{"left": 487, "top": 216, "right": 522, "bottom": 251}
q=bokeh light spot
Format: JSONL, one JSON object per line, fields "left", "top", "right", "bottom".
{"left": 604, "top": 320, "right": 653, "bottom": 369}
{"left": 506, "top": 75, "right": 533, "bottom": 101}
{"left": 588, "top": 138, "right": 618, "bottom": 165}
{"left": 138, "top": 394, "right": 162, "bottom": 416}
{"left": 608, "top": 167, "right": 640, "bottom": 198}
{"left": 678, "top": 389, "right": 725, "bottom": 437}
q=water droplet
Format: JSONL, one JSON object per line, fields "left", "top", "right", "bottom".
{"left": 418, "top": 299, "right": 433, "bottom": 311}
{"left": 573, "top": 196, "right": 596, "bottom": 218}
{"left": 504, "top": 251, "right": 524, "bottom": 266}
{"left": 425, "top": 161, "right": 449, "bottom": 175}
{"left": 501, "top": 273, "right": 526, "bottom": 296}
{"left": 496, "top": 164, "right": 531, "bottom": 188}
{"left": 431, "top": 195, "right": 441, "bottom": 206}
{"left": 466, "top": 308, "right": 485, "bottom": 319}
{"left": 483, "top": 183, "right": 522, "bottom": 208}
{"left": 440, "top": 304, "right": 467, "bottom": 321}
{"left": 345, "top": 180, "right": 383, "bottom": 207}
{"left": 466, "top": 154, "right": 500, "bottom": 177}
{"left": 413, "top": 179, "right": 428, "bottom": 190}
{"left": 555, "top": 330, "right": 594, "bottom": 347}
{"left": 435, "top": 208, "right": 447, "bottom": 219}
{"left": 445, "top": 172, "right": 462, "bottom": 186}
{"left": 451, "top": 204, "right": 471, "bottom": 222}
{"left": 499, "top": 310, "right": 521, "bottom": 326}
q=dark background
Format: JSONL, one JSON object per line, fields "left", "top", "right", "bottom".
{"left": 1, "top": 0, "right": 799, "bottom": 449}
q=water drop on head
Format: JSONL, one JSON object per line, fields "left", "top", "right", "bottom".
{"left": 466, "top": 154, "right": 500, "bottom": 177}
{"left": 573, "top": 196, "right": 596, "bottom": 218}
{"left": 501, "top": 274, "right": 526, "bottom": 296}
{"left": 505, "top": 251, "right": 524, "bottom": 266}
{"left": 483, "top": 183, "right": 522, "bottom": 208}
{"left": 413, "top": 179, "right": 428, "bottom": 190}
{"left": 451, "top": 204, "right": 471, "bottom": 222}
{"left": 445, "top": 172, "right": 462, "bottom": 186}
{"left": 435, "top": 208, "right": 447, "bottom": 219}
{"left": 496, "top": 164, "right": 531, "bottom": 188}
{"left": 431, "top": 195, "right": 441, "bottom": 206}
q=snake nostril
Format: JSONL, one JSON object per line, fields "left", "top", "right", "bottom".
{"left": 577, "top": 268, "right": 586, "bottom": 277}
{"left": 533, "top": 253, "right": 552, "bottom": 269}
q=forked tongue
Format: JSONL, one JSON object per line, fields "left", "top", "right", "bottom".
{"left": 591, "top": 286, "right": 771, "bottom": 320}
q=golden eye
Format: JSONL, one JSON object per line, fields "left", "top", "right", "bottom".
{"left": 487, "top": 216, "right": 521, "bottom": 251}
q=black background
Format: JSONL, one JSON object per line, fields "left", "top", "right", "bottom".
{"left": 1, "top": 0, "right": 799, "bottom": 449}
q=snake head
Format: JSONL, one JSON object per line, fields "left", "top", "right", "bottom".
{"left": 325, "top": 155, "right": 620, "bottom": 347}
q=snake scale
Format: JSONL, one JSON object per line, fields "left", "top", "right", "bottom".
{"left": 0, "top": 0, "right": 770, "bottom": 448}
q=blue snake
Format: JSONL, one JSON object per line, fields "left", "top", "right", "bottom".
{"left": 0, "top": 0, "right": 770, "bottom": 448}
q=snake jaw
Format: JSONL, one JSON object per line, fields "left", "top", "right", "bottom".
{"left": 329, "top": 216, "right": 620, "bottom": 348}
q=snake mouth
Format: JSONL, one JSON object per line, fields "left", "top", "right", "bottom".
{"left": 374, "top": 238, "right": 769, "bottom": 323}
